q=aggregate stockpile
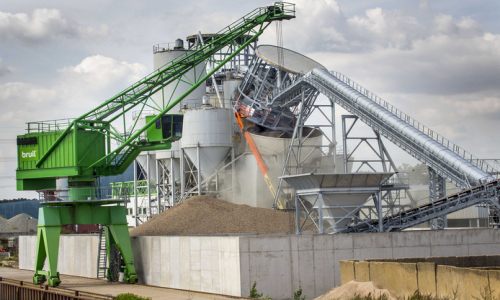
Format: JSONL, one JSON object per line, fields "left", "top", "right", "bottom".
{"left": 130, "top": 196, "right": 301, "bottom": 236}
{"left": 0, "top": 213, "right": 37, "bottom": 233}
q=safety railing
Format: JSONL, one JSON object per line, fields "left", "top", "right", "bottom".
{"left": 330, "top": 71, "right": 498, "bottom": 176}
{"left": 37, "top": 185, "right": 134, "bottom": 203}
{"left": 0, "top": 277, "right": 113, "bottom": 300}
{"left": 26, "top": 119, "right": 74, "bottom": 133}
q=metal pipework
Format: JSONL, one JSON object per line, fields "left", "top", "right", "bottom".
{"left": 308, "top": 68, "right": 494, "bottom": 188}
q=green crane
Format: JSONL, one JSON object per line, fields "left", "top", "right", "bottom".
{"left": 16, "top": 2, "right": 295, "bottom": 287}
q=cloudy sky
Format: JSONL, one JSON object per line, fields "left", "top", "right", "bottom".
{"left": 1, "top": 0, "right": 499, "bottom": 199}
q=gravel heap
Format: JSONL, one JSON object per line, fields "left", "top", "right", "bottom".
{"left": 313, "top": 281, "right": 397, "bottom": 300}
{"left": 0, "top": 213, "right": 37, "bottom": 233}
{"left": 130, "top": 195, "right": 299, "bottom": 236}
{"left": 0, "top": 216, "right": 7, "bottom": 232}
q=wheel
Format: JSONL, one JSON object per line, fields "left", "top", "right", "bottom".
{"left": 108, "top": 244, "right": 121, "bottom": 282}
{"left": 48, "top": 277, "right": 61, "bottom": 287}
{"left": 33, "top": 275, "right": 46, "bottom": 285}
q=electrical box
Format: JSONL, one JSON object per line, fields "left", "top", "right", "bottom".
{"left": 146, "top": 114, "right": 183, "bottom": 142}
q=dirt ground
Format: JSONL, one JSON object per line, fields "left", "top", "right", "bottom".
{"left": 0, "top": 267, "right": 247, "bottom": 300}
{"left": 313, "top": 280, "right": 398, "bottom": 300}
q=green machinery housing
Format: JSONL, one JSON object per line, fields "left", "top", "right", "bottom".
{"left": 15, "top": 2, "right": 295, "bottom": 287}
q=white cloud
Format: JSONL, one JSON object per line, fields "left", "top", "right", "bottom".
{"left": 0, "top": 8, "right": 108, "bottom": 45}
{"left": 0, "top": 55, "right": 147, "bottom": 124}
{"left": 0, "top": 58, "right": 13, "bottom": 77}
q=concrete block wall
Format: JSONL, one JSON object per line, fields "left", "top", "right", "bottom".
{"left": 342, "top": 255, "right": 500, "bottom": 299}
{"left": 130, "top": 236, "right": 241, "bottom": 296}
{"left": 18, "top": 229, "right": 500, "bottom": 300}
{"left": 19, "top": 234, "right": 98, "bottom": 278}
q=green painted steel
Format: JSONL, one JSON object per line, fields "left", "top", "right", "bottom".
{"left": 15, "top": 2, "right": 295, "bottom": 186}
{"left": 33, "top": 203, "right": 138, "bottom": 286}
{"left": 18, "top": 2, "right": 296, "bottom": 288}
{"left": 110, "top": 180, "right": 156, "bottom": 197}
{"left": 145, "top": 114, "right": 183, "bottom": 142}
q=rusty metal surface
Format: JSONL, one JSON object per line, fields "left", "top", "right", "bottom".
{"left": 0, "top": 277, "right": 113, "bottom": 300}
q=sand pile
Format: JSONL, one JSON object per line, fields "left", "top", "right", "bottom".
{"left": 0, "top": 213, "right": 37, "bottom": 233}
{"left": 313, "top": 281, "right": 397, "bottom": 300}
{"left": 130, "top": 195, "right": 300, "bottom": 236}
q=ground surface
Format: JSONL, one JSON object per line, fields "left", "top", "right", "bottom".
{"left": 0, "top": 267, "right": 246, "bottom": 300}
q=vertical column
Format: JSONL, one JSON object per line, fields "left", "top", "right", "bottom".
{"left": 295, "top": 194, "right": 301, "bottom": 234}
{"left": 376, "top": 191, "right": 383, "bottom": 232}
{"left": 429, "top": 167, "right": 447, "bottom": 230}
{"left": 133, "top": 160, "right": 138, "bottom": 227}
{"left": 318, "top": 193, "right": 324, "bottom": 234}
{"left": 171, "top": 158, "right": 176, "bottom": 206}
{"left": 147, "top": 153, "right": 151, "bottom": 218}
{"left": 197, "top": 145, "right": 201, "bottom": 195}
{"left": 181, "top": 149, "right": 185, "bottom": 198}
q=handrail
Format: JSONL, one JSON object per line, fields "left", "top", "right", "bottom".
{"left": 330, "top": 71, "right": 498, "bottom": 176}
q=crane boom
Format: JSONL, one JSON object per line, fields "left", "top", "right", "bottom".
{"left": 17, "top": 2, "right": 296, "bottom": 188}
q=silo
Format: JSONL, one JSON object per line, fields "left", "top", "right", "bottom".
{"left": 180, "top": 106, "right": 233, "bottom": 180}
{"left": 152, "top": 39, "right": 207, "bottom": 205}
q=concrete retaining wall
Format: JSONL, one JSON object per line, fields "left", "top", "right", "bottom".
{"left": 18, "top": 228, "right": 500, "bottom": 300}
{"left": 19, "top": 234, "right": 98, "bottom": 278}
{"left": 342, "top": 255, "right": 500, "bottom": 299}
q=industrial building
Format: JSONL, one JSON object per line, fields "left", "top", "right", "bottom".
{"left": 12, "top": 2, "right": 500, "bottom": 299}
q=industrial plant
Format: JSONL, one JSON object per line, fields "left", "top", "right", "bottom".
{"left": 7, "top": 2, "right": 500, "bottom": 299}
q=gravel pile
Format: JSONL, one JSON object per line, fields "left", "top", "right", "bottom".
{"left": 130, "top": 195, "right": 300, "bottom": 236}
{"left": 0, "top": 217, "right": 7, "bottom": 232}
{"left": 0, "top": 213, "right": 37, "bottom": 233}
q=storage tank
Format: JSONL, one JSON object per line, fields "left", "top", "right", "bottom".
{"left": 222, "top": 72, "right": 241, "bottom": 108}
{"left": 180, "top": 106, "right": 233, "bottom": 179}
{"left": 152, "top": 40, "right": 207, "bottom": 204}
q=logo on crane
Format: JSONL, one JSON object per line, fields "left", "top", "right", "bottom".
{"left": 20, "top": 146, "right": 39, "bottom": 162}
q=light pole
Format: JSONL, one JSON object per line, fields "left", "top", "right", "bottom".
{"left": 26, "top": 217, "right": 32, "bottom": 234}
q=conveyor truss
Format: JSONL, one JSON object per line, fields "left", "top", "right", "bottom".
{"left": 266, "top": 67, "right": 500, "bottom": 233}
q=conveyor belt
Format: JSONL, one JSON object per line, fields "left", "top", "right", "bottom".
{"left": 340, "top": 178, "right": 500, "bottom": 233}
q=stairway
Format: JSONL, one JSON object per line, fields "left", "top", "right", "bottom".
{"left": 96, "top": 225, "right": 108, "bottom": 279}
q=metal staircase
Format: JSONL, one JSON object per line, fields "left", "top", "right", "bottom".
{"left": 96, "top": 225, "right": 108, "bottom": 279}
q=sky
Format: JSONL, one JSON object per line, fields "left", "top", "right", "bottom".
{"left": 1, "top": 0, "right": 499, "bottom": 199}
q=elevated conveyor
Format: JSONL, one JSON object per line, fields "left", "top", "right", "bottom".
{"left": 270, "top": 68, "right": 496, "bottom": 190}
{"left": 267, "top": 67, "right": 500, "bottom": 232}
{"left": 340, "top": 178, "right": 500, "bottom": 233}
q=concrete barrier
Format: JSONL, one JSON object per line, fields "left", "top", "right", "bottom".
{"left": 18, "top": 228, "right": 500, "bottom": 300}
{"left": 368, "top": 262, "right": 418, "bottom": 298}
{"left": 354, "top": 261, "right": 370, "bottom": 282}
{"left": 436, "top": 265, "right": 489, "bottom": 300}
{"left": 339, "top": 260, "right": 355, "bottom": 285}
{"left": 417, "top": 262, "right": 436, "bottom": 296}
{"left": 346, "top": 255, "right": 500, "bottom": 299}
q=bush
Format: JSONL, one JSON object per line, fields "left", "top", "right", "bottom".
{"left": 114, "top": 293, "right": 151, "bottom": 300}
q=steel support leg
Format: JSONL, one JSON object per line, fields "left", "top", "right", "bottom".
{"left": 33, "top": 223, "right": 61, "bottom": 286}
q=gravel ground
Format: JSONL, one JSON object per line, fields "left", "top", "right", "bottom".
{"left": 130, "top": 195, "right": 300, "bottom": 236}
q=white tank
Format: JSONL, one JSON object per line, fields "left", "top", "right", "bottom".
{"left": 223, "top": 78, "right": 241, "bottom": 108}
{"left": 153, "top": 44, "right": 207, "bottom": 162}
{"left": 180, "top": 107, "right": 233, "bottom": 179}
{"left": 247, "top": 126, "right": 325, "bottom": 172}
{"left": 153, "top": 49, "right": 206, "bottom": 112}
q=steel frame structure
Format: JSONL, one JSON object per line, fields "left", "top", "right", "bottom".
{"left": 273, "top": 88, "right": 334, "bottom": 209}
{"left": 341, "top": 178, "right": 500, "bottom": 233}
{"left": 268, "top": 67, "right": 500, "bottom": 233}
{"left": 18, "top": 2, "right": 297, "bottom": 287}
